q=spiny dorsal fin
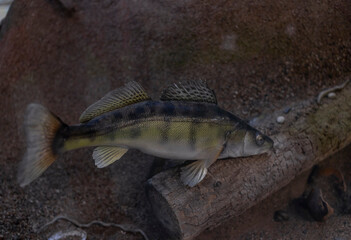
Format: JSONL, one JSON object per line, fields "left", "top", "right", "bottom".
{"left": 160, "top": 80, "right": 217, "bottom": 104}
{"left": 93, "top": 146, "right": 128, "bottom": 168}
{"left": 79, "top": 81, "right": 151, "bottom": 123}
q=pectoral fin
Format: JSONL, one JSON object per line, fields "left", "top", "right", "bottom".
{"left": 181, "top": 160, "right": 208, "bottom": 187}
{"left": 181, "top": 145, "right": 224, "bottom": 187}
{"left": 93, "top": 146, "right": 128, "bottom": 168}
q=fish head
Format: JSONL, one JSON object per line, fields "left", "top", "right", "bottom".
{"left": 224, "top": 126, "right": 274, "bottom": 158}
{"left": 241, "top": 128, "right": 274, "bottom": 156}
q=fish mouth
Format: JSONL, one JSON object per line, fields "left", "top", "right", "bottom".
{"left": 266, "top": 136, "right": 275, "bottom": 153}
{"left": 270, "top": 145, "right": 276, "bottom": 154}
{"left": 263, "top": 135, "right": 274, "bottom": 152}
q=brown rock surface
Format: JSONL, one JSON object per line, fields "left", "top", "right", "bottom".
{"left": 0, "top": 0, "right": 350, "bottom": 239}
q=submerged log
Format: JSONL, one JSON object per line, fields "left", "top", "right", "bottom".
{"left": 147, "top": 85, "right": 351, "bottom": 240}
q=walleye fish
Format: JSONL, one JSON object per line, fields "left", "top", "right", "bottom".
{"left": 18, "top": 81, "right": 273, "bottom": 187}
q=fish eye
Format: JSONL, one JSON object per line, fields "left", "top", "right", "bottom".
{"left": 255, "top": 133, "right": 265, "bottom": 146}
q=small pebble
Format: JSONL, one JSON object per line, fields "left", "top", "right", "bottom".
{"left": 276, "top": 116, "right": 285, "bottom": 124}
{"left": 328, "top": 92, "right": 336, "bottom": 98}
{"left": 214, "top": 181, "right": 222, "bottom": 188}
{"left": 241, "top": 109, "right": 249, "bottom": 115}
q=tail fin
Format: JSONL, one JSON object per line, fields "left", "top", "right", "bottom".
{"left": 18, "top": 103, "right": 66, "bottom": 187}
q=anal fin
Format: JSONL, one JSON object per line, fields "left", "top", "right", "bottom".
{"left": 93, "top": 146, "right": 128, "bottom": 168}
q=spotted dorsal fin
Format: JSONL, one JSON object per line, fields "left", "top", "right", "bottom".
{"left": 79, "top": 81, "right": 151, "bottom": 123}
{"left": 160, "top": 80, "right": 217, "bottom": 104}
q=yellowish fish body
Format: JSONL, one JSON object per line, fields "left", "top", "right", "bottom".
{"left": 18, "top": 81, "right": 273, "bottom": 187}
{"left": 64, "top": 103, "right": 233, "bottom": 160}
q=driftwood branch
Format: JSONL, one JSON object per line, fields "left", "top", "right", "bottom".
{"left": 147, "top": 85, "right": 351, "bottom": 240}
{"left": 37, "top": 215, "right": 149, "bottom": 240}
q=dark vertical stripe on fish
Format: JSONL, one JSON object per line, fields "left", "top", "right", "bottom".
{"left": 68, "top": 124, "right": 98, "bottom": 139}
{"left": 145, "top": 101, "right": 156, "bottom": 115}
{"left": 189, "top": 122, "right": 197, "bottom": 149}
{"left": 108, "top": 130, "right": 116, "bottom": 140}
{"left": 193, "top": 103, "right": 207, "bottom": 118}
{"left": 178, "top": 104, "right": 191, "bottom": 118}
{"left": 160, "top": 117, "right": 171, "bottom": 144}
{"left": 128, "top": 110, "right": 138, "bottom": 121}
{"left": 134, "top": 105, "right": 146, "bottom": 116}
{"left": 161, "top": 102, "right": 175, "bottom": 116}
{"left": 130, "top": 126, "right": 142, "bottom": 139}
{"left": 113, "top": 112, "right": 123, "bottom": 121}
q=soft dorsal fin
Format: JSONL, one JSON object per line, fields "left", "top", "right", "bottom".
{"left": 79, "top": 81, "right": 151, "bottom": 123}
{"left": 160, "top": 80, "right": 217, "bottom": 104}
